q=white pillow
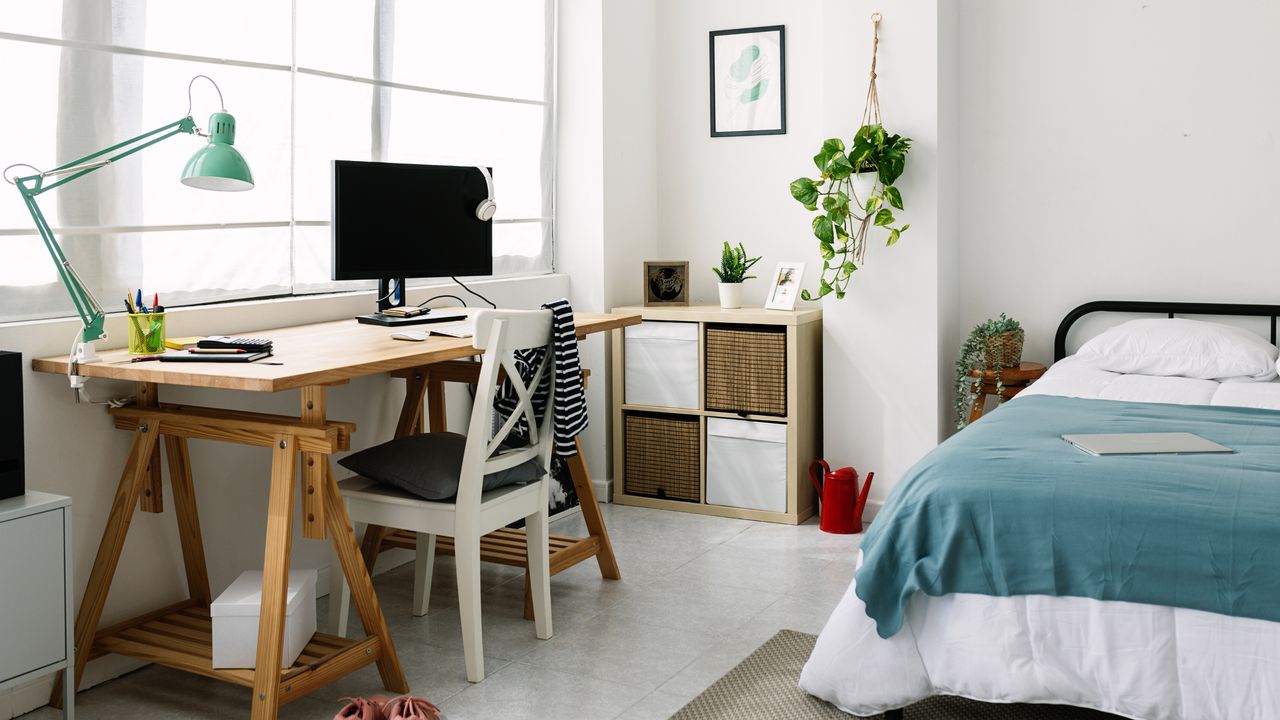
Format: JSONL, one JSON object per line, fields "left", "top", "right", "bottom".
{"left": 1075, "top": 318, "right": 1279, "bottom": 382}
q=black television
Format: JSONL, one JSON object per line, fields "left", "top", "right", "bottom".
{"left": 332, "top": 160, "right": 494, "bottom": 325}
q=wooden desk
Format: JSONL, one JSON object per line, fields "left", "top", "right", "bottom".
{"left": 33, "top": 311, "right": 637, "bottom": 719}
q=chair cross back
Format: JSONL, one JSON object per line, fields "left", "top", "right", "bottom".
{"left": 461, "top": 310, "right": 555, "bottom": 507}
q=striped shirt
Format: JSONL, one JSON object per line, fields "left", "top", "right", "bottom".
{"left": 493, "top": 299, "right": 587, "bottom": 456}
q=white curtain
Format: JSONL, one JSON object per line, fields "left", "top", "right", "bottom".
{"left": 0, "top": 0, "right": 555, "bottom": 323}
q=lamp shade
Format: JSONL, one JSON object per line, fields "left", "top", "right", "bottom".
{"left": 181, "top": 111, "right": 253, "bottom": 191}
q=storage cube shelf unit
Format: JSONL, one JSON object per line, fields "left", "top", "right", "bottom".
{"left": 611, "top": 305, "right": 821, "bottom": 524}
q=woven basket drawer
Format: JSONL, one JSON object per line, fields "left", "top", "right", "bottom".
{"left": 623, "top": 412, "right": 700, "bottom": 503}
{"left": 704, "top": 324, "right": 787, "bottom": 416}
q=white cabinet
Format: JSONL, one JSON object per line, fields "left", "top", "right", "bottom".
{"left": 0, "top": 491, "right": 73, "bottom": 718}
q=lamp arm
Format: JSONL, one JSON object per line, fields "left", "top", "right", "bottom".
{"left": 9, "top": 116, "right": 198, "bottom": 344}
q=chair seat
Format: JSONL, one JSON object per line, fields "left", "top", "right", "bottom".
{"left": 338, "top": 475, "right": 544, "bottom": 539}
{"left": 338, "top": 475, "right": 537, "bottom": 509}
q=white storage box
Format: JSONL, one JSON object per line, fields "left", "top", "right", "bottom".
{"left": 624, "top": 321, "right": 699, "bottom": 409}
{"left": 706, "top": 418, "right": 788, "bottom": 513}
{"left": 211, "top": 569, "right": 317, "bottom": 669}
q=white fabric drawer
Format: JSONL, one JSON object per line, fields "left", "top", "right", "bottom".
{"left": 625, "top": 321, "right": 699, "bottom": 409}
{"left": 706, "top": 418, "right": 788, "bottom": 513}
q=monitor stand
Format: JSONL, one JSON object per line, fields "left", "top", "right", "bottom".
{"left": 355, "top": 310, "right": 469, "bottom": 327}
{"left": 355, "top": 277, "right": 468, "bottom": 327}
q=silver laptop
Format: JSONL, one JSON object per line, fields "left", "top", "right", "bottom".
{"left": 1062, "top": 432, "right": 1234, "bottom": 456}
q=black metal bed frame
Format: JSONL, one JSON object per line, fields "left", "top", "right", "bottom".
{"left": 877, "top": 300, "right": 1280, "bottom": 720}
{"left": 1053, "top": 300, "right": 1280, "bottom": 362}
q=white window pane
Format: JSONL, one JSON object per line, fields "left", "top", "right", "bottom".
{"left": 140, "top": 226, "right": 291, "bottom": 304}
{"left": 144, "top": 1, "right": 291, "bottom": 65}
{"left": 386, "top": 91, "right": 547, "bottom": 220}
{"left": 294, "top": 74, "right": 374, "bottom": 222}
{"left": 0, "top": 233, "right": 59, "bottom": 287}
{"left": 492, "top": 221, "right": 551, "bottom": 276}
{"left": 296, "top": 0, "right": 375, "bottom": 78}
{"left": 392, "top": 0, "right": 547, "bottom": 101}
{"left": 0, "top": 1, "right": 62, "bottom": 39}
{"left": 0, "top": 39, "right": 63, "bottom": 229}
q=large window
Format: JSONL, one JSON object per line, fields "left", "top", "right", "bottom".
{"left": 0, "top": 0, "right": 555, "bottom": 323}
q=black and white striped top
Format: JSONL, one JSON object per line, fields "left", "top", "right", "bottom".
{"left": 493, "top": 299, "right": 587, "bottom": 457}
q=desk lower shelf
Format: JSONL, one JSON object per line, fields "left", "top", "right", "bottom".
{"left": 89, "top": 600, "right": 382, "bottom": 706}
{"left": 381, "top": 527, "right": 601, "bottom": 575}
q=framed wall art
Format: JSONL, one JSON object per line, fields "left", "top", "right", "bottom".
{"left": 709, "top": 25, "right": 786, "bottom": 137}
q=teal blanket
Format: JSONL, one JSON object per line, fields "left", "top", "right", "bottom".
{"left": 856, "top": 394, "right": 1280, "bottom": 639}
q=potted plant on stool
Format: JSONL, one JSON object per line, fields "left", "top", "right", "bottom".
{"left": 954, "top": 313, "right": 1024, "bottom": 429}
{"left": 712, "top": 241, "right": 762, "bottom": 309}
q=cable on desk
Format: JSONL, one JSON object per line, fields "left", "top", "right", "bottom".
{"left": 416, "top": 294, "right": 467, "bottom": 309}
{"left": 451, "top": 276, "right": 497, "bottom": 309}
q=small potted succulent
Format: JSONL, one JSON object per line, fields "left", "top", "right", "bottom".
{"left": 954, "top": 314, "right": 1025, "bottom": 429}
{"left": 712, "top": 241, "right": 762, "bottom": 309}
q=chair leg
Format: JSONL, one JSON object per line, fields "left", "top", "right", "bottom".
{"left": 454, "top": 534, "right": 485, "bottom": 682}
{"left": 526, "top": 503, "right": 553, "bottom": 640}
{"left": 330, "top": 521, "right": 362, "bottom": 637}
{"left": 413, "top": 532, "right": 436, "bottom": 617}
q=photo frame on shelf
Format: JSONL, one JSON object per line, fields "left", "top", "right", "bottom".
{"left": 643, "top": 261, "right": 690, "bottom": 306}
{"left": 764, "top": 262, "right": 805, "bottom": 311}
{"left": 709, "top": 25, "right": 786, "bottom": 137}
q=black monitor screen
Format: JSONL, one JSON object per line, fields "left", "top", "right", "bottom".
{"left": 331, "top": 160, "right": 494, "bottom": 280}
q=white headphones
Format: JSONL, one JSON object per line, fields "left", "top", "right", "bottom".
{"left": 475, "top": 166, "right": 497, "bottom": 221}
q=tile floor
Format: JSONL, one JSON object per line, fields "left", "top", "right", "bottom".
{"left": 23, "top": 504, "right": 862, "bottom": 720}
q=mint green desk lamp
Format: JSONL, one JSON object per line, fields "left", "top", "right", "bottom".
{"left": 3, "top": 75, "right": 252, "bottom": 397}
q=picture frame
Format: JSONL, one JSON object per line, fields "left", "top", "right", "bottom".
{"left": 709, "top": 25, "right": 786, "bottom": 137}
{"left": 764, "top": 262, "right": 805, "bottom": 311}
{"left": 643, "top": 261, "right": 690, "bottom": 306}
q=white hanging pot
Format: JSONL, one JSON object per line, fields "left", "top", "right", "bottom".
{"left": 718, "top": 282, "right": 744, "bottom": 309}
{"left": 850, "top": 170, "right": 879, "bottom": 209}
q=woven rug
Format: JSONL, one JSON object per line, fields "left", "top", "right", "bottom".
{"left": 672, "top": 629, "right": 1123, "bottom": 719}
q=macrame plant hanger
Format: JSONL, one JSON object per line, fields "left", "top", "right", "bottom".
{"left": 854, "top": 12, "right": 883, "bottom": 265}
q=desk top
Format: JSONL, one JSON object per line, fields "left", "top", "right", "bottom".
{"left": 33, "top": 311, "right": 640, "bottom": 393}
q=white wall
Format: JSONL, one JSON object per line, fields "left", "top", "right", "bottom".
{"left": 1, "top": 275, "right": 566, "bottom": 715}
{"left": 646, "top": 0, "right": 953, "bottom": 505}
{"left": 556, "top": 0, "right": 659, "bottom": 490}
{"left": 957, "top": 0, "right": 1280, "bottom": 364}
{"left": 654, "top": 0, "right": 825, "bottom": 306}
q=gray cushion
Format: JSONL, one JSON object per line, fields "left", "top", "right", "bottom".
{"left": 337, "top": 432, "right": 545, "bottom": 501}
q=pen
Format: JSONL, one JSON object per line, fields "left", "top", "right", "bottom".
{"left": 153, "top": 293, "right": 159, "bottom": 309}
{"left": 188, "top": 348, "right": 247, "bottom": 354}
{"left": 136, "top": 289, "right": 143, "bottom": 311}
{"left": 131, "top": 356, "right": 162, "bottom": 363}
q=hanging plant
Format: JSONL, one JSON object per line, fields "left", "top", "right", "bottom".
{"left": 787, "top": 13, "right": 911, "bottom": 300}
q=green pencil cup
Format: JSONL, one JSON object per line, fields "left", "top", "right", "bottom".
{"left": 128, "top": 312, "right": 167, "bottom": 355}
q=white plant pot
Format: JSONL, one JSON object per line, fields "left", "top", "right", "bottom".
{"left": 850, "top": 170, "right": 879, "bottom": 208}
{"left": 718, "top": 282, "right": 744, "bottom": 309}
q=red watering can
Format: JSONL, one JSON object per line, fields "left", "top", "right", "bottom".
{"left": 809, "top": 460, "right": 874, "bottom": 534}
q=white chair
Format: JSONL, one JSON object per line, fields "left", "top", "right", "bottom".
{"left": 331, "top": 309, "right": 554, "bottom": 682}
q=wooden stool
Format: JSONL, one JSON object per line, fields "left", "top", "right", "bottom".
{"left": 967, "top": 361, "right": 1047, "bottom": 422}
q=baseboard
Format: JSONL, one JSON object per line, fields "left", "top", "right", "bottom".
{"left": 2, "top": 653, "right": 147, "bottom": 719}
{"left": 594, "top": 476, "right": 612, "bottom": 503}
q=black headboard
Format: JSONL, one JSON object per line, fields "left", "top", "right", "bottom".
{"left": 1054, "top": 301, "right": 1280, "bottom": 362}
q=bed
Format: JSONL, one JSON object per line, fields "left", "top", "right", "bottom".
{"left": 800, "top": 302, "right": 1280, "bottom": 720}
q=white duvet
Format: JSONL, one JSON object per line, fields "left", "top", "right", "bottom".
{"left": 800, "top": 357, "right": 1280, "bottom": 720}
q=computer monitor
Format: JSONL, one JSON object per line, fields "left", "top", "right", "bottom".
{"left": 332, "top": 160, "right": 494, "bottom": 325}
